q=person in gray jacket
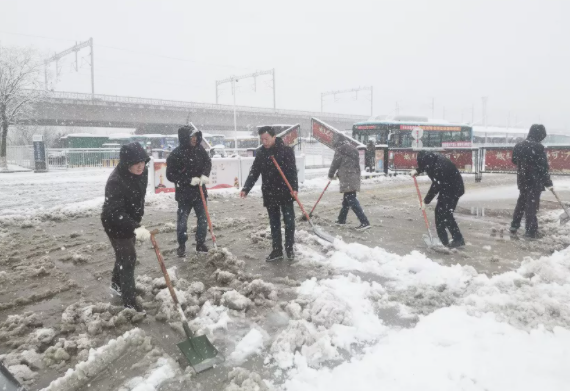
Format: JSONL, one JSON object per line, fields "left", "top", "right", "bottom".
{"left": 328, "top": 137, "right": 371, "bottom": 230}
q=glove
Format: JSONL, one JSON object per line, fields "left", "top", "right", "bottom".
{"left": 134, "top": 226, "right": 151, "bottom": 242}
{"left": 410, "top": 169, "right": 418, "bottom": 177}
{"left": 190, "top": 177, "right": 201, "bottom": 186}
{"left": 200, "top": 175, "right": 210, "bottom": 185}
{"left": 424, "top": 198, "right": 431, "bottom": 205}
{"left": 547, "top": 186, "right": 554, "bottom": 192}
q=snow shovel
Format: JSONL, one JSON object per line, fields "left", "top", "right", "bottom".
{"left": 0, "top": 362, "right": 25, "bottom": 391}
{"left": 412, "top": 176, "right": 443, "bottom": 247}
{"left": 271, "top": 156, "right": 335, "bottom": 243}
{"left": 149, "top": 230, "right": 221, "bottom": 373}
{"left": 301, "top": 180, "right": 331, "bottom": 221}
{"left": 549, "top": 187, "right": 570, "bottom": 225}
{"left": 198, "top": 184, "right": 218, "bottom": 249}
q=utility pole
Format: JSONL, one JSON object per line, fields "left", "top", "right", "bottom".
{"left": 481, "top": 96, "right": 488, "bottom": 127}
{"left": 395, "top": 101, "right": 400, "bottom": 116}
{"left": 44, "top": 38, "right": 94, "bottom": 97}
{"left": 471, "top": 104, "right": 474, "bottom": 123}
{"left": 321, "top": 86, "right": 373, "bottom": 116}
{"left": 431, "top": 98, "right": 435, "bottom": 118}
{"left": 216, "top": 68, "right": 276, "bottom": 108}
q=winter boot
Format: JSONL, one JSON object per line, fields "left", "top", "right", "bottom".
{"left": 177, "top": 245, "right": 186, "bottom": 258}
{"left": 196, "top": 243, "right": 209, "bottom": 254}
{"left": 286, "top": 248, "right": 295, "bottom": 260}
{"left": 448, "top": 238, "right": 465, "bottom": 248}
{"left": 355, "top": 223, "right": 371, "bottom": 231}
{"left": 524, "top": 232, "right": 543, "bottom": 240}
{"left": 266, "top": 249, "right": 283, "bottom": 262}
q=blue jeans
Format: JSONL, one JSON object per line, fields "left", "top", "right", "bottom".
{"left": 177, "top": 199, "right": 208, "bottom": 247}
{"left": 267, "top": 202, "right": 295, "bottom": 252}
{"left": 338, "top": 192, "right": 369, "bottom": 225}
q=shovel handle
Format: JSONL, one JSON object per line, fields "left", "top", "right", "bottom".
{"left": 309, "top": 180, "right": 331, "bottom": 216}
{"left": 271, "top": 156, "right": 311, "bottom": 222}
{"left": 413, "top": 176, "right": 434, "bottom": 243}
{"left": 150, "top": 231, "right": 180, "bottom": 306}
{"left": 198, "top": 185, "right": 217, "bottom": 249}
{"left": 550, "top": 188, "right": 570, "bottom": 218}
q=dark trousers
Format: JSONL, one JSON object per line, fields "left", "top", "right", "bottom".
{"left": 337, "top": 192, "right": 370, "bottom": 225}
{"left": 511, "top": 187, "right": 542, "bottom": 235}
{"left": 177, "top": 199, "right": 208, "bottom": 247}
{"left": 109, "top": 236, "right": 137, "bottom": 308}
{"left": 267, "top": 202, "right": 295, "bottom": 252}
{"left": 435, "top": 195, "right": 463, "bottom": 245}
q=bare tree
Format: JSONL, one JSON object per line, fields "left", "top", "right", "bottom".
{"left": 0, "top": 45, "right": 45, "bottom": 170}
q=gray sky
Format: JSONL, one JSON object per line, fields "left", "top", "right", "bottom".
{"left": 1, "top": 0, "right": 569, "bottom": 131}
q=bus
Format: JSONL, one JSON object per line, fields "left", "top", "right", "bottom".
{"left": 202, "top": 133, "right": 225, "bottom": 148}
{"left": 352, "top": 116, "right": 473, "bottom": 148}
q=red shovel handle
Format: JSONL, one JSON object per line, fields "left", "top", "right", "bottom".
{"left": 413, "top": 176, "right": 432, "bottom": 232}
{"left": 309, "top": 180, "right": 331, "bottom": 216}
{"left": 198, "top": 185, "right": 217, "bottom": 248}
{"left": 271, "top": 156, "right": 311, "bottom": 221}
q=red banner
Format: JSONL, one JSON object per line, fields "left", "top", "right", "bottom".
{"left": 484, "top": 149, "right": 517, "bottom": 171}
{"left": 546, "top": 148, "right": 570, "bottom": 173}
{"left": 390, "top": 150, "right": 418, "bottom": 170}
{"left": 441, "top": 150, "right": 474, "bottom": 172}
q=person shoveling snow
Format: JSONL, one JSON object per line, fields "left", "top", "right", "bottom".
{"left": 411, "top": 150, "right": 465, "bottom": 248}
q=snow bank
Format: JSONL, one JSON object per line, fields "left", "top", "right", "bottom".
{"left": 228, "top": 328, "right": 265, "bottom": 365}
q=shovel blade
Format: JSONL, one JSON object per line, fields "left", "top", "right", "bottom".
{"left": 313, "top": 226, "right": 336, "bottom": 243}
{"left": 423, "top": 234, "right": 443, "bottom": 247}
{"left": 177, "top": 335, "right": 222, "bottom": 373}
{"left": 560, "top": 212, "right": 570, "bottom": 225}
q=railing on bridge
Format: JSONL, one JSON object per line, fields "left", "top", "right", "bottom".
{"left": 34, "top": 90, "right": 364, "bottom": 120}
{"left": 7, "top": 146, "right": 122, "bottom": 170}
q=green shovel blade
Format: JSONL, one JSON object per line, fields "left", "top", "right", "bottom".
{"left": 177, "top": 335, "right": 221, "bottom": 373}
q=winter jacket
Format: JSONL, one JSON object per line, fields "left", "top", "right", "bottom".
{"left": 242, "top": 137, "right": 298, "bottom": 207}
{"left": 416, "top": 151, "right": 464, "bottom": 204}
{"left": 101, "top": 143, "right": 150, "bottom": 239}
{"left": 329, "top": 140, "right": 361, "bottom": 193}
{"left": 365, "top": 142, "right": 375, "bottom": 169}
{"left": 166, "top": 126, "right": 212, "bottom": 204}
{"left": 512, "top": 124, "right": 553, "bottom": 191}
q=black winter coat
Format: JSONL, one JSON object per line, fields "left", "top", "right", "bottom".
{"left": 242, "top": 137, "right": 298, "bottom": 207}
{"left": 101, "top": 143, "right": 149, "bottom": 239}
{"left": 417, "top": 151, "right": 464, "bottom": 204}
{"left": 512, "top": 125, "right": 553, "bottom": 191}
{"left": 166, "top": 129, "right": 212, "bottom": 203}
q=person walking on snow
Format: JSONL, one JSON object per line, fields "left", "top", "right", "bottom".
{"left": 240, "top": 126, "right": 298, "bottom": 262}
{"left": 412, "top": 151, "right": 465, "bottom": 248}
{"left": 166, "top": 126, "right": 212, "bottom": 257}
{"left": 510, "top": 124, "right": 553, "bottom": 238}
{"left": 101, "top": 142, "right": 150, "bottom": 313}
{"left": 329, "top": 137, "right": 371, "bottom": 230}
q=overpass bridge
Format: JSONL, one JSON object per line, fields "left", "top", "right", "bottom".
{"left": 24, "top": 91, "right": 364, "bottom": 135}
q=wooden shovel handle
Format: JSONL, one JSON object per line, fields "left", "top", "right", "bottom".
{"left": 149, "top": 230, "right": 179, "bottom": 306}
{"left": 270, "top": 156, "right": 311, "bottom": 222}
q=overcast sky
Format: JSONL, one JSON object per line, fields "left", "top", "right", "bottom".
{"left": 1, "top": 0, "right": 569, "bottom": 131}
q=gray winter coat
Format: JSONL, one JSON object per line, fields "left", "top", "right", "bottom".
{"left": 328, "top": 141, "right": 361, "bottom": 193}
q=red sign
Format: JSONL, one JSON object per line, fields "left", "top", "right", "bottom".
{"left": 391, "top": 150, "right": 418, "bottom": 170}
{"left": 278, "top": 124, "right": 300, "bottom": 147}
{"left": 546, "top": 148, "right": 570, "bottom": 173}
{"left": 484, "top": 149, "right": 517, "bottom": 171}
{"left": 311, "top": 118, "right": 362, "bottom": 150}
{"left": 441, "top": 150, "right": 474, "bottom": 172}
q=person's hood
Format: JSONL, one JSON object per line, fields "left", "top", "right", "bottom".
{"left": 118, "top": 142, "right": 149, "bottom": 177}
{"left": 178, "top": 125, "right": 203, "bottom": 148}
{"left": 527, "top": 124, "right": 546, "bottom": 142}
{"left": 333, "top": 135, "right": 349, "bottom": 149}
{"left": 417, "top": 150, "right": 438, "bottom": 169}
{"left": 120, "top": 142, "right": 150, "bottom": 166}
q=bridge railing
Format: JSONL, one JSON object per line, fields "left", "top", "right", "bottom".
{"left": 34, "top": 90, "right": 365, "bottom": 120}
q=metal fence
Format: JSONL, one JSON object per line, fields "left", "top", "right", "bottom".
{"left": 7, "top": 146, "right": 122, "bottom": 170}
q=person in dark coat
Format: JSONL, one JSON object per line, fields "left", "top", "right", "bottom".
{"left": 240, "top": 126, "right": 298, "bottom": 261}
{"left": 365, "top": 140, "right": 376, "bottom": 172}
{"left": 329, "top": 137, "right": 370, "bottom": 230}
{"left": 101, "top": 142, "right": 150, "bottom": 312}
{"left": 510, "top": 124, "right": 553, "bottom": 238}
{"left": 412, "top": 151, "right": 465, "bottom": 247}
{"left": 166, "top": 126, "right": 212, "bottom": 257}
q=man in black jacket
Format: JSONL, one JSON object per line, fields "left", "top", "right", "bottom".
{"left": 166, "top": 126, "right": 212, "bottom": 257}
{"left": 510, "top": 124, "right": 553, "bottom": 238}
{"left": 412, "top": 151, "right": 465, "bottom": 248}
{"left": 101, "top": 142, "right": 150, "bottom": 312}
{"left": 240, "top": 126, "right": 298, "bottom": 261}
